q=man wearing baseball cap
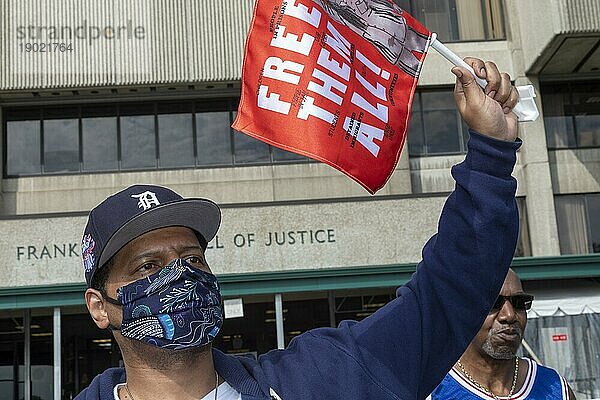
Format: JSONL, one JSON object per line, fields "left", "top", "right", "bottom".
{"left": 77, "top": 59, "right": 522, "bottom": 400}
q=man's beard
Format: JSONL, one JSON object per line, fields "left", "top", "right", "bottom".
{"left": 117, "top": 334, "right": 212, "bottom": 369}
{"left": 482, "top": 324, "right": 523, "bottom": 360}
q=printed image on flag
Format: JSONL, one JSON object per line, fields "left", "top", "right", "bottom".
{"left": 233, "top": 0, "right": 431, "bottom": 193}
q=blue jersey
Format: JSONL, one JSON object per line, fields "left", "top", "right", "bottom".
{"left": 428, "top": 358, "right": 569, "bottom": 400}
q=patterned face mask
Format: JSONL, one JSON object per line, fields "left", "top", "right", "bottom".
{"left": 103, "top": 258, "right": 223, "bottom": 350}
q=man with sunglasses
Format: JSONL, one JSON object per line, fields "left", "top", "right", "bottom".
{"left": 428, "top": 269, "right": 576, "bottom": 400}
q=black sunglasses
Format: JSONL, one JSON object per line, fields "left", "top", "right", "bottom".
{"left": 491, "top": 294, "right": 534, "bottom": 312}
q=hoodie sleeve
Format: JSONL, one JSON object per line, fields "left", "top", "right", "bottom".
{"left": 259, "top": 130, "right": 521, "bottom": 400}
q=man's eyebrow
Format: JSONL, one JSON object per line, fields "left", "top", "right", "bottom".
{"left": 177, "top": 245, "right": 204, "bottom": 253}
{"left": 504, "top": 291, "right": 527, "bottom": 296}
{"left": 129, "top": 250, "right": 162, "bottom": 263}
{"left": 129, "top": 244, "right": 203, "bottom": 263}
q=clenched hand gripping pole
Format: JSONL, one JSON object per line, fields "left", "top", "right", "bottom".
{"left": 430, "top": 33, "right": 539, "bottom": 122}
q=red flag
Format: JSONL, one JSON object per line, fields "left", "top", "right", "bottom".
{"left": 233, "top": 0, "right": 431, "bottom": 193}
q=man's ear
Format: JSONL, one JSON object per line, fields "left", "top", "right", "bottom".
{"left": 85, "top": 288, "right": 111, "bottom": 329}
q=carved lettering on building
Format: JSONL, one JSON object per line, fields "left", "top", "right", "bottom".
{"left": 264, "top": 229, "right": 335, "bottom": 246}
{"left": 16, "top": 243, "right": 80, "bottom": 261}
{"left": 14, "top": 229, "right": 337, "bottom": 261}
{"left": 207, "top": 229, "right": 336, "bottom": 249}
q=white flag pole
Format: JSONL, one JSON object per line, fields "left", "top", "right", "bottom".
{"left": 429, "top": 33, "right": 539, "bottom": 122}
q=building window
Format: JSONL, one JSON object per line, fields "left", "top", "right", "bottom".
{"left": 555, "top": 194, "right": 600, "bottom": 254}
{"left": 0, "top": 312, "right": 24, "bottom": 400}
{"left": 394, "top": 0, "right": 505, "bottom": 42}
{"left": 231, "top": 112, "right": 271, "bottom": 164}
{"left": 43, "top": 107, "right": 80, "bottom": 173}
{"left": 543, "top": 82, "right": 600, "bottom": 149}
{"left": 5, "top": 108, "right": 42, "bottom": 176}
{"left": 120, "top": 103, "right": 157, "bottom": 170}
{"left": 195, "top": 106, "right": 233, "bottom": 166}
{"left": 3, "top": 99, "right": 308, "bottom": 177}
{"left": 515, "top": 197, "right": 532, "bottom": 257}
{"left": 61, "top": 308, "right": 120, "bottom": 398}
{"left": 0, "top": 310, "right": 55, "bottom": 400}
{"left": 407, "top": 89, "right": 469, "bottom": 156}
{"left": 334, "top": 289, "right": 396, "bottom": 324}
{"left": 82, "top": 105, "right": 118, "bottom": 172}
{"left": 157, "top": 102, "right": 195, "bottom": 168}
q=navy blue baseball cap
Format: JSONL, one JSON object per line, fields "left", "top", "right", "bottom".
{"left": 81, "top": 184, "right": 221, "bottom": 286}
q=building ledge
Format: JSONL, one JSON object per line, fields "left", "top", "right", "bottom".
{"left": 0, "top": 254, "right": 599, "bottom": 310}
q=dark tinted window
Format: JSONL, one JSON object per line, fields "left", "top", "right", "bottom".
{"left": 555, "top": 194, "right": 600, "bottom": 254}
{"left": 232, "top": 111, "right": 270, "bottom": 164}
{"left": 407, "top": 89, "right": 466, "bottom": 156}
{"left": 543, "top": 82, "right": 600, "bottom": 149}
{"left": 588, "top": 196, "right": 600, "bottom": 253}
{"left": 120, "top": 104, "right": 156, "bottom": 169}
{"left": 422, "top": 91, "right": 461, "bottom": 154}
{"left": 272, "top": 146, "right": 307, "bottom": 162}
{"left": 158, "top": 103, "right": 194, "bottom": 168}
{"left": 407, "top": 95, "right": 424, "bottom": 156}
{"left": 6, "top": 108, "right": 41, "bottom": 175}
{"left": 3, "top": 99, "right": 308, "bottom": 177}
{"left": 395, "top": 0, "right": 505, "bottom": 42}
{"left": 196, "top": 111, "right": 233, "bottom": 166}
{"left": 82, "top": 106, "right": 118, "bottom": 171}
{"left": 43, "top": 107, "right": 79, "bottom": 173}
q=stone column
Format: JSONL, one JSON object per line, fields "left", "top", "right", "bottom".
{"left": 505, "top": 0, "right": 561, "bottom": 256}
{"left": 515, "top": 76, "right": 561, "bottom": 256}
{"left": 388, "top": 145, "right": 412, "bottom": 195}
{"left": 0, "top": 105, "right": 4, "bottom": 215}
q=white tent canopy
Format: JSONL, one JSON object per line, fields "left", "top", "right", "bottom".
{"left": 526, "top": 280, "right": 600, "bottom": 318}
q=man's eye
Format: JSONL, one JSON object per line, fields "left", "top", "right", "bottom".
{"left": 185, "top": 256, "right": 204, "bottom": 265}
{"left": 139, "top": 263, "right": 159, "bottom": 273}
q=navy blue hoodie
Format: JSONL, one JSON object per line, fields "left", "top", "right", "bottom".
{"left": 76, "top": 131, "right": 521, "bottom": 400}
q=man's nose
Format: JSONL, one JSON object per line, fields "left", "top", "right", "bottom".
{"left": 497, "top": 298, "right": 517, "bottom": 322}
{"left": 164, "top": 252, "right": 183, "bottom": 265}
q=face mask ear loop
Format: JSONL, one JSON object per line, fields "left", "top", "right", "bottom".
{"left": 106, "top": 323, "right": 122, "bottom": 332}
{"left": 99, "top": 287, "right": 122, "bottom": 307}
{"left": 98, "top": 288, "right": 123, "bottom": 331}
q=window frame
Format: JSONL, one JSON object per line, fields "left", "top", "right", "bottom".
{"left": 515, "top": 197, "right": 532, "bottom": 257}
{"left": 555, "top": 193, "right": 600, "bottom": 255}
{"left": 41, "top": 106, "right": 82, "bottom": 174}
{"left": 395, "top": 0, "right": 506, "bottom": 43}
{"left": 4, "top": 108, "right": 43, "bottom": 176}
{"left": 542, "top": 81, "right": 600, "bottom": 150}
{"left": 407, "top": 88, "right": 469, "bottom": 157}
{"left": 2, "top": 99, "right": 309, "bottom": 178}
{"left": 80, "top": 104, "right": 119, "bottom": 172}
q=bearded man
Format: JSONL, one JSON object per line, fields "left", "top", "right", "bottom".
{"left": 428, "top": 269, "right": 577, "bottom": 400}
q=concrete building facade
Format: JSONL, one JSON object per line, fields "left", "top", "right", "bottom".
{"left": 0, "top": 0, "right": 598, "bottom": 399}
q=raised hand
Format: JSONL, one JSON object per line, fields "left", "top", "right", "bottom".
{"left": 452, "top": 58, "right": 519, "bottom": 142}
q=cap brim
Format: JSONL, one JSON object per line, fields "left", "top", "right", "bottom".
{"left": 97, "top": 198, "right": 221, "bottom": 269}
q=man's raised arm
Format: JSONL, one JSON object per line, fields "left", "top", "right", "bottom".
{"left": 337, "top": 58, "right": 522, "bottom": 397}
{"left": 257, "top": 58, "right": 523, "bottom": 400}
{"left": 410, "top": 58, "right": 522, "bottom": 394}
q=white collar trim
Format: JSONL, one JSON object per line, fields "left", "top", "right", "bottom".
{"left": 113, "top": 383, "right": 126, "bottom": 400}
{"left": 449, "top": 358, "right": 536, "bottom": 400}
